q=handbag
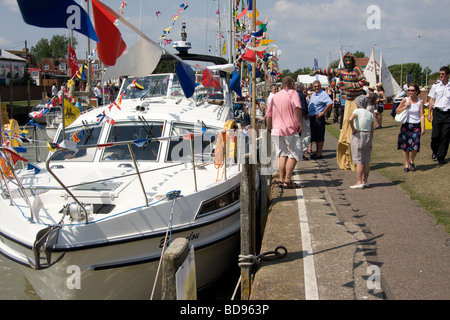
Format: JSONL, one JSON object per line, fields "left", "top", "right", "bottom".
{"left": 395, "top": 110, "right": 408, "bottom": 123}
{"left": 395, "top": 98, "right": 409, "bottom": 123}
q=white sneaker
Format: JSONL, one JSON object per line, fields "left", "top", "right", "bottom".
{"left": 350, "top": 184, "right": 364, "bottom": 189}
{"left": 363, "top": 182, "right": 370, "bottom": 188}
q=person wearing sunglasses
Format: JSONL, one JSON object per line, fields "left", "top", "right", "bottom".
{"left": 308, "top": 80, "right": 333, "bottom": 159}
{"left": 396, "top": 83, "right": 425, "bottom": 172}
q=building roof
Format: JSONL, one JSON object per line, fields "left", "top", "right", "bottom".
{"left": 355, "top": 57, "right": 370, "bottom": 71}
{"left": 0, "top": 49, "right": 27, "bottom": 62}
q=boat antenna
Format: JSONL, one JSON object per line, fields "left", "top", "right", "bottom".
{"left": 173, "top": 22, "right": 192, "bottom": 55}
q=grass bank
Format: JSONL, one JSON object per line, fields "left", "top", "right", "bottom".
{"left": 326, "top": 114, "right": 450, "bottom": 235}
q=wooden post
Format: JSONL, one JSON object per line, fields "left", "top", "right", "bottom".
{"left": 240, "top": 154, "right": 252, "bottom": 300}
{"left": 161, "top": 237, "right": 189, "bottom": 300}
{"left": 259, "top": 129, "right": 271, "bottom": 236}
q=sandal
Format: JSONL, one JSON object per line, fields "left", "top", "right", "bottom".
{"left": 274, "top": 180, "right": 284, "bottom": 188}
{"left": 282, "top": 181, "right": 301, "bottom": 189}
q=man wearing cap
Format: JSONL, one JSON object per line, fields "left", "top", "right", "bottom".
{"left": 311, "top": 53, "right": 369, "bottom": 170}
{"left": 428, "top": 66, "right": 450, "bottom": 166}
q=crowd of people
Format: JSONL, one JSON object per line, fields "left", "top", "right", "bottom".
{"left": 264, "top": 58, "right": 450, "bottom": 190}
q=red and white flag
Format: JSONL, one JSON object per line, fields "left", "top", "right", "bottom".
{"left": 68, "top": 46, "right": 78, "bottom": 78}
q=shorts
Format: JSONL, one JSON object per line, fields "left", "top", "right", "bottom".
{"left": 273, "top": 133, "right": 303, "bottom": 161}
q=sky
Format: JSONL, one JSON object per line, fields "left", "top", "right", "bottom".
{"left": 1, "top": 0, "right": 450, "bottom": 76}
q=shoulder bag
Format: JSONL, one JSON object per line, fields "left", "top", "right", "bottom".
{"left": 395, "top": 98, "right": 409, "bottom": 124}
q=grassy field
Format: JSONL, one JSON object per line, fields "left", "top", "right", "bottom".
{"left": 326, "top": 113, "right": 450, "bottom": 235}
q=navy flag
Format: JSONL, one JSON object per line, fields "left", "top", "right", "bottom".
{"left": 17, "top": 0, "right": 98, "bottom": 42}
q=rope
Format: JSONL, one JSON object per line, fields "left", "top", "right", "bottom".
{"left": 213, "top": 132, "right": 225, "bottom": 182}
{"left": 150, "top": 190, "right": 181, "bottom": 300}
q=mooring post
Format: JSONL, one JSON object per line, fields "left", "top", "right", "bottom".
{"left": 259, "top": 128, "right": 271, "bottom": 237}
{"left": 161, "top": 237, "right": 189, "bottom": 300}
{"left": 240, "top": 153, "right": 252, "bottom": 300}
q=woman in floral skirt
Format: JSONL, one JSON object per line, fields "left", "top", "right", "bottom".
{"left": 396, "top": 83, "right": 426, "bottom": 172}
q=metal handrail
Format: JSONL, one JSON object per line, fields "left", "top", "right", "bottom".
{"left": 1, "top": 129, "right": 238, "bottom": 224}
{"left": 0, "top": 149, "right": 35, "bottom": 221}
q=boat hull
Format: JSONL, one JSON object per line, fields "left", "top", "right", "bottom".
{"left": 10, "top": 212, "right": 240, "bottom": 300}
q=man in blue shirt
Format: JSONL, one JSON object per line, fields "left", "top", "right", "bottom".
{"left": 308, "top": 80, "right": 333, "bottom": 159}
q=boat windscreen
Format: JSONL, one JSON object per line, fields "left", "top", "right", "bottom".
{"left": 52, "top": 126, "right": 102, "bottom": 162}
{"left": 120, "top": 75, "right": 171, "bottom": 99}
{"left": 101, "top": 122, "right": 164, "bottom": 161}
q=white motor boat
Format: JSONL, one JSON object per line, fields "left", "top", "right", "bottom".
{"left": 0, "top": 53, "right": 244, "bottom": 299}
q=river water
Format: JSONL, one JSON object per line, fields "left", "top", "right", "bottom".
{"left": 0, "top": 254, "right": 239, "bottom": 300}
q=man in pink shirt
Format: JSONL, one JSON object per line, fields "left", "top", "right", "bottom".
{"left": 266, "top": 76, "right": 303, "bottom": 189}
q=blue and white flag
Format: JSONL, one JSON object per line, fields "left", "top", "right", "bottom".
{"left": 314, "top": 58, "right": 319, "bottom": 80}
{"left": 17, "top": 0, "right": 98, "bottom": 42}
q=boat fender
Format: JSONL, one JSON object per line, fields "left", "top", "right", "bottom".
{"left": 223, "top": 120, "right": 237, "bottom": 159}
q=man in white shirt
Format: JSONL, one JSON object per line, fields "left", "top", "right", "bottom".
{"left": 93, "top": 82, "right": 103, "bottom": 107}
{"left": 428, "top": 66, "right": 450, "bottom": 166}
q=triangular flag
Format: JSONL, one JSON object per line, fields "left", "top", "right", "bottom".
{"left": 103, "top": 38, "right": 163, "bottom": 80}
{"left": 91, "top": 0, "right": 127, "bottom": 66}
{"left": 242, "top": 49, "right": 256, "bottom": 63}
{"left": 3, "top": 149, "right": 28, "bottom": 164}
{"left": 202, "top": 68, "right": 221, "bottom": 88}
{"left": 176, "top": 62, "right": 196, "bottom": 98}
{"left": 235, "top": 2, "right": 249, "bottom": 21}
{"left": 230, "top": 70, "right": 242, "bottom": 98}
{"left": 12, "top": 146, "right": 27, "bottom": 154}
{"left": 27, "top": 163, "right": 41, "bottom": 174}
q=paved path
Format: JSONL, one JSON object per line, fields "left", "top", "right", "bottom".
{"left": 251, "top": 131, "right": 450, "bottom": 300}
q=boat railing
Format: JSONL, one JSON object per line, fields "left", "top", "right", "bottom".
{"left": 0, "top": 130, "right": 237, "bottom": 224}
{"left": 0, "top": 148, "right": 35, "bottom": 221}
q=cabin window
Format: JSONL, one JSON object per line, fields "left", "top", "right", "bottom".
{"left": 197, "top": 186, "right": 240, "bottom": 218}
{"left": 101, "top": 122, "right": 163, "bottom": 161}
{"left": 166, "top": 123, "right": 216, "bottom": 163}
{"left": 52, "top": 126, "right": 102, "bottom": 162}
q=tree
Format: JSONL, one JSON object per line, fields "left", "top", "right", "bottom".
{"left": 388, "top": 63, "right": 426, "bottom": 86}
{"left": 30, "top": 35, "right": 78, "bottom": 63}
{"left": 30, "top": 38, "right": 51, "bottom": 64}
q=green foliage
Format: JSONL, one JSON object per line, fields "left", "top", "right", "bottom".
{"left": 280, "top": 66, "right": 314, "bottom": 81}
{"left": 388, "top": 63, "right": 431, "bottom": 86}
{"left": 30, "top": 35, "right": 78, "bottom": 63}
{"left": 30, "top": 38, "right": 51, "bottom": 64}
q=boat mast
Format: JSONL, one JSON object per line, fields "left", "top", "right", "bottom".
{"left": 216, "top": 0, "right": 221, "bottom": 57}
{"left": 373, "top": 46, "right": 377, "bottom": 83}
{"left": 228, "top": 0, "right": 234, "bottom": 64}
{"left": 86, "top": 0, "right": 91, "bottom": 96}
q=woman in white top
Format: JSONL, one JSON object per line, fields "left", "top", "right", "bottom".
{"left": 396, "top": 83, "right": 426, "bottom": 172}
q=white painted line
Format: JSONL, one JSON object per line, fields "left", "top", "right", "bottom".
{"left": 295, "top": 174, "right": 319, "bottom": 300}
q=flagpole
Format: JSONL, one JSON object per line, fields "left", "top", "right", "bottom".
{"left": 373, "top": 47, "right": 377, "bottom": 83}
{"left": 62, "top": 87, "right": 65, "bottom": 139}
{"left": 86, "top": 0, "right": 92, "bottom": 97}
